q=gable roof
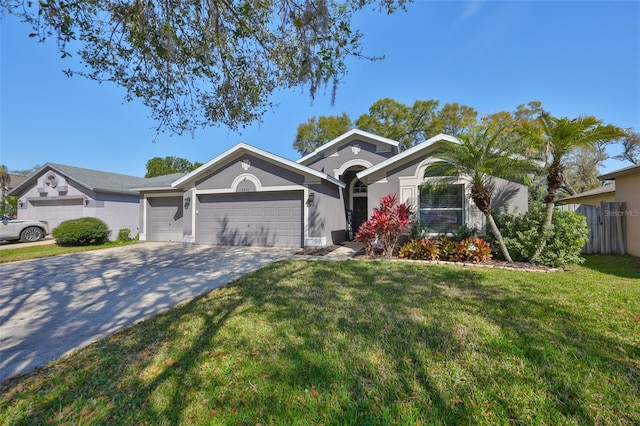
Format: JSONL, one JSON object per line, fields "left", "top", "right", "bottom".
{"left": 171, "top": 143, "right": 346, "bottom": 189}
{"left": 296, "top": 129, "right": 400, "bottom": 165}
{"left": 356, "top": 133, "right": 460, "bottom": 181}
{"left": 559, "top": 183, "right": 616, "bottom": 202}
{"left": 8, "top": 163, "right": 161, "bottom": 196}
{"left": 599, "top": 162, "right": 640, "bottom": 180}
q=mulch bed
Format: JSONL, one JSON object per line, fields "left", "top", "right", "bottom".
{"left": 295, "top": 245, "right": 556, "bottom": 271}
{"left": 352, "top": 250, "right": 557, "bottom": 272}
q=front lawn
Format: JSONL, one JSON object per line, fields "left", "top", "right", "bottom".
{"left": 1, "top": 256, "right": 639, "bottom": 424}
{"left": 0, "top": 240, "right": 137, "bottom": 263}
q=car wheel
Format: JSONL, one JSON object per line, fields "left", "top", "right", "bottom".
{"left": 20, "top": 227, "right": 44, "bottom": 243}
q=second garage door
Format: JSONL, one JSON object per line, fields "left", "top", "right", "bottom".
{"left": 148, "top": 197, "right": 184, "bottom": 242}
{"left": 198, "top": 192, "right": 303, "bottom": 248}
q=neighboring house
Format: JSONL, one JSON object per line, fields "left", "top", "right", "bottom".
{"left": 7, "top": 174, "right": 27, "bottom": 192}
{"left": 138, "top": 130, "right": 529, "bottom": 248}
{"left": 8, "top": 163, "right": 183, "bottom": 239}
{"left": 558, "top": 183, "right": 616, "bottom": 207}
{"left": 599, "top": 163, "right": 640, "bottom": 257}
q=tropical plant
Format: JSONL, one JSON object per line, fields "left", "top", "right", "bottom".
{"left": 355, "top": 193, "right": 413, "bottom": 258}
{"left": 0, "top": 164, "right": 10, "bottom": 198}
{"left": 423, "top": 126, "right": 539, "bottom": 263}
{"left": 518, "top": 113, "right": 627, "bottom": 262}
{"left": 398, "top": 237, "right": 440, "bottom": 260}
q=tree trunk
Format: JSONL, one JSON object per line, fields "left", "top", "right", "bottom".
{"left": 529, "top": 201, "right": 554, "bottom": 263}
{"left": 485, "top": 213, "right": 513, "bottom": 263}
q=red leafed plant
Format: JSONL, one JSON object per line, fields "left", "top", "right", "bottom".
{"left": 355, "top": 194, "right": 414, "bottom": 258}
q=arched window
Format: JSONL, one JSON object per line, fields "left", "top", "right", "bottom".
{"left": 353, "top": 179, "right": 367, "bottom": 194}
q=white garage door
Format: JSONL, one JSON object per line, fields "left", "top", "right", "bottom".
{"left": 28, "top": 198, "right": 84, "bottom": 231}
{"left": 148, "top": 197, "right": 183, "bottom": 241}
{"left": 198, "top": 192, "right": 303, "bottom": 248}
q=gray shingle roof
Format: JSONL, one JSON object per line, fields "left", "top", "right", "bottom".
{"left": 48, "top": 163, "right": 149, "bottom": 194}
{"left": 8, "top": 163, "right": 185, "bottom": 196}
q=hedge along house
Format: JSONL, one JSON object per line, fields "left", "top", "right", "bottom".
{"left": 8, "top": 163, "right": 183, "bottom": 239}
{"left": 139, "top": 130, "right": 529, "bottom": 248}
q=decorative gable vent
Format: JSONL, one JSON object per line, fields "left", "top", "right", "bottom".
{"left": 46, "top": 173, "right": 58, "bottom": 188}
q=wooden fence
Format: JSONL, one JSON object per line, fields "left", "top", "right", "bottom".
{"left": 558, "top": 202, "right": 626, "bottom": 255}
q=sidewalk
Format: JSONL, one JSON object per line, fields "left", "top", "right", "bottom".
{"left": 310, "top": 242, "right": 363, "bottom": 261}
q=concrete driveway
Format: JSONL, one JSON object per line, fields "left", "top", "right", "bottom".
{"left": 0, "top": 243, "right": 296, "bottom": 384}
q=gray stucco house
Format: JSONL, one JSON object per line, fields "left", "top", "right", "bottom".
{"left": 139, "top": 130, "right": 528, "bottom": 248}
{"left": 8, "top": 163, "right": 183, "bottom": 239}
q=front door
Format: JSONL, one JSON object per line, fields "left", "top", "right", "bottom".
{"left": 353, "top": 197, "right": 368, "bottom": 234}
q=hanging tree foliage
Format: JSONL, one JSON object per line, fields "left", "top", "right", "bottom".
{"left": 2, "top": 0, "right": 409, "bottom": 135}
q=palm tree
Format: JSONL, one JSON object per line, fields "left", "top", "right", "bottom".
{"left": 519, "top": 113, "right": 627, "bottom": 262}
{"left": 0, "top": 164, "right": 10, "bottom": 198}
{"left": 424, "top": 126, "right": 539, "bottom": 263}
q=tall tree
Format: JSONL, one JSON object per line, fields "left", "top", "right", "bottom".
{"left": 434, "top": 102, "right": 478, "bottom": 136}
{"left": 423, "top": 127, "right": 539, "bottom": 263}
{"left": 293, "top": 113, "right": 352, "bottom": 155}
{"left": 613, "top": 131, "right": 640, "bottom": 164}
{"left": 519, "top": 113, "right": 627, "bottom": 262}
{"left": 145, "top": 157, "right": 202, "bottom": 178}
{"left": 3, "top": 0, "right": 409, "bottom": 135}
{"left": 562, "top": 144, "right": 609, "bottom": 196}
{"left": 355, "top": 98, "right": 440, "bottom": 149}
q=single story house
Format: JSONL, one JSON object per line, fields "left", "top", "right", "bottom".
{"left": 599, "top": 163, "right": 640, "bottom": 257}
{"left": 138, "top": 130, "right": 529, "bottom": 247}
{"left": 8, "top": 163, "right": 183, "bottom": 239}
{"left": 558, "top": 183, "right": 616, "bottom": 207}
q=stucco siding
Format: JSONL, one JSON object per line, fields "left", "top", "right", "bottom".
{"left": 307, "top": 180, "right": 346, "bottom": 245}
{"left": 304, "top": 139, "right": 392, "bottom": 176}
{"left": 492, "top": 177, "right": 528, "bottom": 215}
{"left": 92, "top": 194, "right": 141, "bottom": 239}
{"left": 615, "top": 174, "right": 640, "bottom": 256}
{"left": 195, "top": 154, "right": 305, "bottom": 190}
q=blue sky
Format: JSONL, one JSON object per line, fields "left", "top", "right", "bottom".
{"left": 1, "top": 0, "right": 639, "bottom": 177}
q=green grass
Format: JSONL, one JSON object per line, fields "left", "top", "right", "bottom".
{"left": 0, "top": 240, "right": 138, "bottom": 263}
{"left": 1, "top": 256, "right": 639, "bottom": 425}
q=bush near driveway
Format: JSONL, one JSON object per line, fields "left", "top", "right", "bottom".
{"left": 1, "top": 256, "right": 638, "bottom": 425}
{"left": 52, "top": 217, "right": 111, "bottom": 246}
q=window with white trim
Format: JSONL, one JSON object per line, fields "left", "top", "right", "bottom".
{"left": 419, "top": 184, "right": 464, "bottom": 233}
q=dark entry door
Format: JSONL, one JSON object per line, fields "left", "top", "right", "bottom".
{"left": 353, "top": 197, "right": 368, "bottom": 234}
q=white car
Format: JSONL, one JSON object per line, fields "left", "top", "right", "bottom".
{"left": 0, "top": 215, "right": 50, "bottom": 243}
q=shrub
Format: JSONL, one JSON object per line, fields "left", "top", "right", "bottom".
{"left": 52, "top": 217, "right": 111, "bottom": 246}
{"left": 451, "top": 225, "right": 480, "bottom": 242}
{"left": 398, "top": 237, "right": 440, "bottom": 260}
{"left": 454, "top": 237, "right": 492, "bottom": 263}
{"left": 409, "top": 219, "right": 431, "bottom": 240}
{"left": 492, "top": 204, "right": 588, "bottom": 267}
{"left": 117, "top": 228, "right": 132, "bottom": 242}
{"left": 398, "top": 236, "right": 492, "bottom": 262}
{"left": 355, "top": 194, "right": 414, "bottom": 258}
